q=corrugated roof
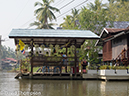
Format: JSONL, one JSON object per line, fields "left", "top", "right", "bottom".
{"left": 9, "top": 29, "right": 99, "bottom": 39}
{"left": 105, "top": 28, "right": 125, "bottom": 33}
{"left": 9, "top": 29, "right": 99, "bottom": 48}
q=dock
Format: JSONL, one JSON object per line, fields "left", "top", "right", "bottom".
{"left": 15, "top": 70, "right": 129, "bottom": 81}
{"left": 15, "top": 72, "right": 82, "bottom": 80}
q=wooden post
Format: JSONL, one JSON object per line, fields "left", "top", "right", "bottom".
{"left": 74, "top": 40, "right": 77, "bottom": 77}
{"left": 65, "top": 45, "right": 68, "bottom": 73}
{"left": 30, "top": 39, "right": 33, "bottom": 75}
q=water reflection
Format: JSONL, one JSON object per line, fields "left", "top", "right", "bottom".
{"left": 100, "top": 81, "right": 129, "bottom": 96}
{"left": 0, "top": 72, "right": 129, "bottom": 96}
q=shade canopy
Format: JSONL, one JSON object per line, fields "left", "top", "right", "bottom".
{"left": 9, "top": 29, "right": 99, "bottom": 48}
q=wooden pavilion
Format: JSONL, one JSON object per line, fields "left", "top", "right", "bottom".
{"left": 9, "top": 29, "right": 99, "bottom": 79}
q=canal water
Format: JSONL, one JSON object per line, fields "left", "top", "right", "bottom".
{"left": 0, "top": 72, "right": 129, "bottom": 96}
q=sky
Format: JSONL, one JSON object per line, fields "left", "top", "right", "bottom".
{"left": 0, "top": 0, "right": 107, "bottom": 50}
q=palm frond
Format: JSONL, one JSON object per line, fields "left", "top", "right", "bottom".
{"left": 49, "top": 6, "right": 60, "bottom": 12}
{"left": 48, "top": 10, "right": 56, "bottom": 21}
{"left": 34, "top": 2, "right": 43, "bottom": 7}
{"left": 34, "top": 8, "right": 43, "bottom": 15}
{"left": 29, "top": 21, "right": 40, "bottom": 27}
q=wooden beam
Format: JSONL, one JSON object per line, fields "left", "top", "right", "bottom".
{"left": 74, "top": 40, "right": 77, "bottom": 77}
{"left": 30, "top": 39, "right": 34, "bottom": 74}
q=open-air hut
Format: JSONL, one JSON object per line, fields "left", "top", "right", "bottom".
{"left": 9, "top": 29, "right": 99, "bottom": 79}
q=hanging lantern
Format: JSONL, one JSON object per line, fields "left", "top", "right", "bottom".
{"left": 24, "top": 44, "right": 29, "bottom": 50}
{"left": 34, "top": 44, "right": 39, "bottom": 52}
{"left": 55, "top": 45, "right": 59, "bottom": 52}
{"left": 49, "top": 44, "right": 53, "bottom": 53}
{"left": 40, "top": 45, "right": 45, "bottom": 53}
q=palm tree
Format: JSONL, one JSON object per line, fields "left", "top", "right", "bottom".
{"left": 87, "top": 0, "right": 107, "bottom": 11}
{"left": 34, "top": 0, "right": 60, "bottom": 29}
{"left": 60, "top": 15, "right": 73, "bottom": 29}
{"left": 71, "top": 8, "right": 80, "bottom": 27}
{"left": 60, "top": 8, "right": 80, "bottom": 29}
{"left": 30, "top": 20, "right": 57, "bottom": 29}
{"left": 108, "top": 0, "right": 129, "bottom": 3}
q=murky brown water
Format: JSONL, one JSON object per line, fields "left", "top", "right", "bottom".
{"left": 0, "top": 72, "right": 129, "bottom": 96}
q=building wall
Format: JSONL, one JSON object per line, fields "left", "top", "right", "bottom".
{"left": 127, "top": 34, "right": 129, "bottom": 59}
{"left": 103, "top": 41, "right": 112, "bottom": 61}
{"left": 112, "top": 35, "right": 127, "bottom": 59}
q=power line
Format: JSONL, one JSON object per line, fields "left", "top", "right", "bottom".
{"left": 6, "top": 0, "right": 31, "bottom": 31}
{"left": 56, "top": 0, "right": 88, "bottom": 19}
{"left": 55, "top": 0, "right": 66, "bottom": 6}
{"left": 59, "top": 0, "right": 75, "bottom": 10}
{"left": 4, "top": 0, "right": 31, "bottom": 42}
{"left": 53, "top": 0, "right": 64, "bottom": 6}
{"left": 20, "top": 0, "right": 75, "bottom": 28}
{"left": 20, "top": 17, "right": 36, "bottom": 27}
{"left": 21, "top": 0, "right": 88, "bottom": 28}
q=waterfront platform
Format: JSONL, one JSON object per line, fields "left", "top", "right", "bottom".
{"left": 15, "top": 70, "right": 129, "bottom": 81}
{"left": 16, "top": 72, "right": 82, "bottom": 80}
{"left": 15, "top": 71, "right": 129, "bottom": 81}
{"left": 83, "top": 73, "right": 129, "bottom": 81}
{"left": 83, "top": 69, "right": 129, "bottom": 81}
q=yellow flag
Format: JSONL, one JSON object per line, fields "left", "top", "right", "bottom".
{"left": 19, "top": 39, "right": 25, "bottom": 51}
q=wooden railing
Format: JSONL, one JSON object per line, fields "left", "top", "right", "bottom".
{"left": 32, "top": 56, "right": 79, "bottom": 67}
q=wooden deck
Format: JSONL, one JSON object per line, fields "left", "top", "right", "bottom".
{"left": 17, "top": 72, "right": 82, "bottom": 80}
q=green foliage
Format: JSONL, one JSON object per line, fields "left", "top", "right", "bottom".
{"left": 99, "top": 65, "right": 111, "bottom": 69}
{"left": 1, "top": 45, "right": 16, "bottom": 59}
{"left": 107, "top": 1, "right": 129, "bottom": 21}
{"left": 88, "top": 66, "right": 97, "bottom": 70}
{"left": 60, "top": 0, "right": 114, "bottom": 66}
{"left": 60, "top": 9, "right": 80, "bottom": 29}
{"left": 79, "top": 40, "right": 102, "bottom": 65}
{"left": 99, "top": 65, "right": 128, "bottom": 70}
{"left": 112, "top": 66, "right": 127, "bottom": 69}
{"left": 21, "top": 58, "right": 30, "bottom": 70}
{"left": 79, "top": 6, "right": 110, "bottom": 35}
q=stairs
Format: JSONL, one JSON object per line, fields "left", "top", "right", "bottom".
{"left": 114, "top": 48, "right": 129, "bottom": 66}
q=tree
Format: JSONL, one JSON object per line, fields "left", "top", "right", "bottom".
{"left": 79, "top": 6, "right": 109, "bottom": 35}
{"left": 34, "top": 0, "right": 60, "bottom": 29}
{"left": 108, "top": 0, "right": 129, "bottom": 3}
{"left": 60, "top": 8, "right": 80, "bottom": 29}
{"left": 106, "top": 1, "right": 129, "bottom": 21}
{"left": 1, "top": 45, "right": 16, "bottom": 59}
{"left": 60, "top": 15, "right": 73, "bottom": 29}
{"left": 30, "top": 20, "right": 57, "bottom": 29}
{"left": 78, "top": 0, "right": 112, "bottom": 65}
{"left": 87, "top": 0, "right": 107, "bottom": 11}
{"left": 71, "top": 8, "right": 80, "bottom": 27}
{"left": 79, "top": 40, "right": 102, "bottom": 65}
